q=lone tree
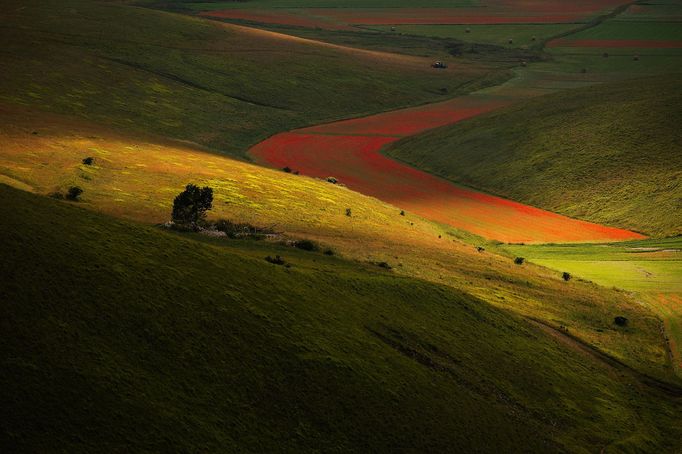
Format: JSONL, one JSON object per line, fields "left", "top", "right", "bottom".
{"left": 562, "top": 272, "right": 572, "bottom": 281}
{"left": 172, "top": 184, "right": 213, "bottom": 227}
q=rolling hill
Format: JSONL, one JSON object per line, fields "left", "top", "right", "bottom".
{"left": 386, "top": 74, "right": 682, "bottom": 236}
{"left": 1, "top": 184, "right": 681, "bottom": 452}
{"left": 1, "top": 103, "right": 676, "bottom": 387}
{"left": 0, "top": 0, "right": 505, "bottom": 157}
{"left": 1, "top": 0, "right": 681, "bottom": 451}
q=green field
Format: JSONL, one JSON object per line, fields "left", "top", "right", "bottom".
{"left": 2, "top": 184, "right": 681, "bottom": 452}
{"left": 370, "top": 24, "right": 577, "bottom": 47}
{"left": 386, "top": 75, "right": 682, "bottom": 237}
{"left": 504, "top": 238, "right": 682, "bottom": 293}
{"left": 564, "top": 20, "right": 682, "bottom": 40}
{"left": 503, "top": 237, "right": 682, "bottom": 376}
{"left": 617, "top": 1, "right": 682, "bottom": 22}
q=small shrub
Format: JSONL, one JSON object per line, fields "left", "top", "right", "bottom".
{"left": 614, "top": 316, "right": 628, "bottom": 327}
{"left": 265, "top": 255, "right": 286, "bottom": 265}
{"left": 66, "top": 186, "right": 83, "bottom": 201}
{"left": 49, "top": 191, "right": 64, "bottom": 200}
{"left": 327, "top": 176, "right": 338, "bottom": 184}
{"left": 375, "top": 261, "right": 392, "bottom": 270}
{"left": 345, "top": 208, "right": 352, "bottom": 217}
{"left": 562, "top": 272, "right": 571, "bottom": 281}
{"left": 323, "top": 248, "right": 334, "bottom": 256}
{"left": 293, "top": 170, "right": 300, "bottom": 175}
{"left": 82, "top": 157, "right": 94, "bottom": 165}
{"left": 514, "top": 257, "right": 525, "bottom": 265}
{"left": 400, "top": 210, "right": 405, "bottom": 216}
{"left": 282, "top": 166, "right": 292, "bottom": 173}
{"left": 602, "top": 52, "right": 609, "bottom": 58}
{"left": 476, "top": 246, "right": 485, "bottom": 253}
{"left": 294, "top": 239, "right": 319, "bottom": 252}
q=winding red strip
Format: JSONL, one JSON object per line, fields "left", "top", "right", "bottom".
{"left": 250, "top": 96, "right": 645, "bottom": 243}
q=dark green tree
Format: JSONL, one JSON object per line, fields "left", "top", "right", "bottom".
{"left": 172, "top": 184, "right": 213, "bottom": 227}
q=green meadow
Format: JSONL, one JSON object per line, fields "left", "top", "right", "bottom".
{"left": 504, "top": 238, "right": 682, "bottom": 294}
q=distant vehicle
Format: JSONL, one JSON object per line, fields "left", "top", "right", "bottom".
{"left": 432, "top": 61, "right": 448, "bottom": 69}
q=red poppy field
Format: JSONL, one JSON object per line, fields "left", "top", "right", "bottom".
{"left": 299, "top": 96, "right": 507, "bottom": 137}
{"left": 250, "top": 95, "right": 645, "bottom": 244}
{"left": 198, "top": 1, "right": 628, "bottom": 29}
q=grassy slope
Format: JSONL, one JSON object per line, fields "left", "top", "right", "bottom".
{"left": 236, "top": 24, "right": 540, "bottom": 63}
{"left": 0, "top": 0, "right": 501, "bottom": 157}
{"left": 503, "top": 237, "right": 682, "bottom": 376}
{"left": 386, "top": 75, "right": 682, "bottom": 236}
{"left": 0, "top": 103, "right": 677, "bottom": 384}
{"left": 1, "top": 184, "right": 681, "bottom": 452}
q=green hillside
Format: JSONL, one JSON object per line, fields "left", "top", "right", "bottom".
{"left": 1, "top": 184, "right": 681, "bottom": 452}
{"left": 386, "top": 74, "right": 682, "bottom": 236}
{"left": 0, "top": 0, "right": 502, "bottom": 157}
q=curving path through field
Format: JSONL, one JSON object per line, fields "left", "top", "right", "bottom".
{"left": 249, "top": 92, "right": 645, "bottom": 243}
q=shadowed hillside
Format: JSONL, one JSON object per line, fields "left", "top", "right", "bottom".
{"left": 1, "top": 185, "right": 681, "bottom": 452}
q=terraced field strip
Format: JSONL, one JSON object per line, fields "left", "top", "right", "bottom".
{"left": 250, "top": 93, "right": 644, "bottom": 243}
{"left": 197, "top": 0, "right": 630, "bottom": 29}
